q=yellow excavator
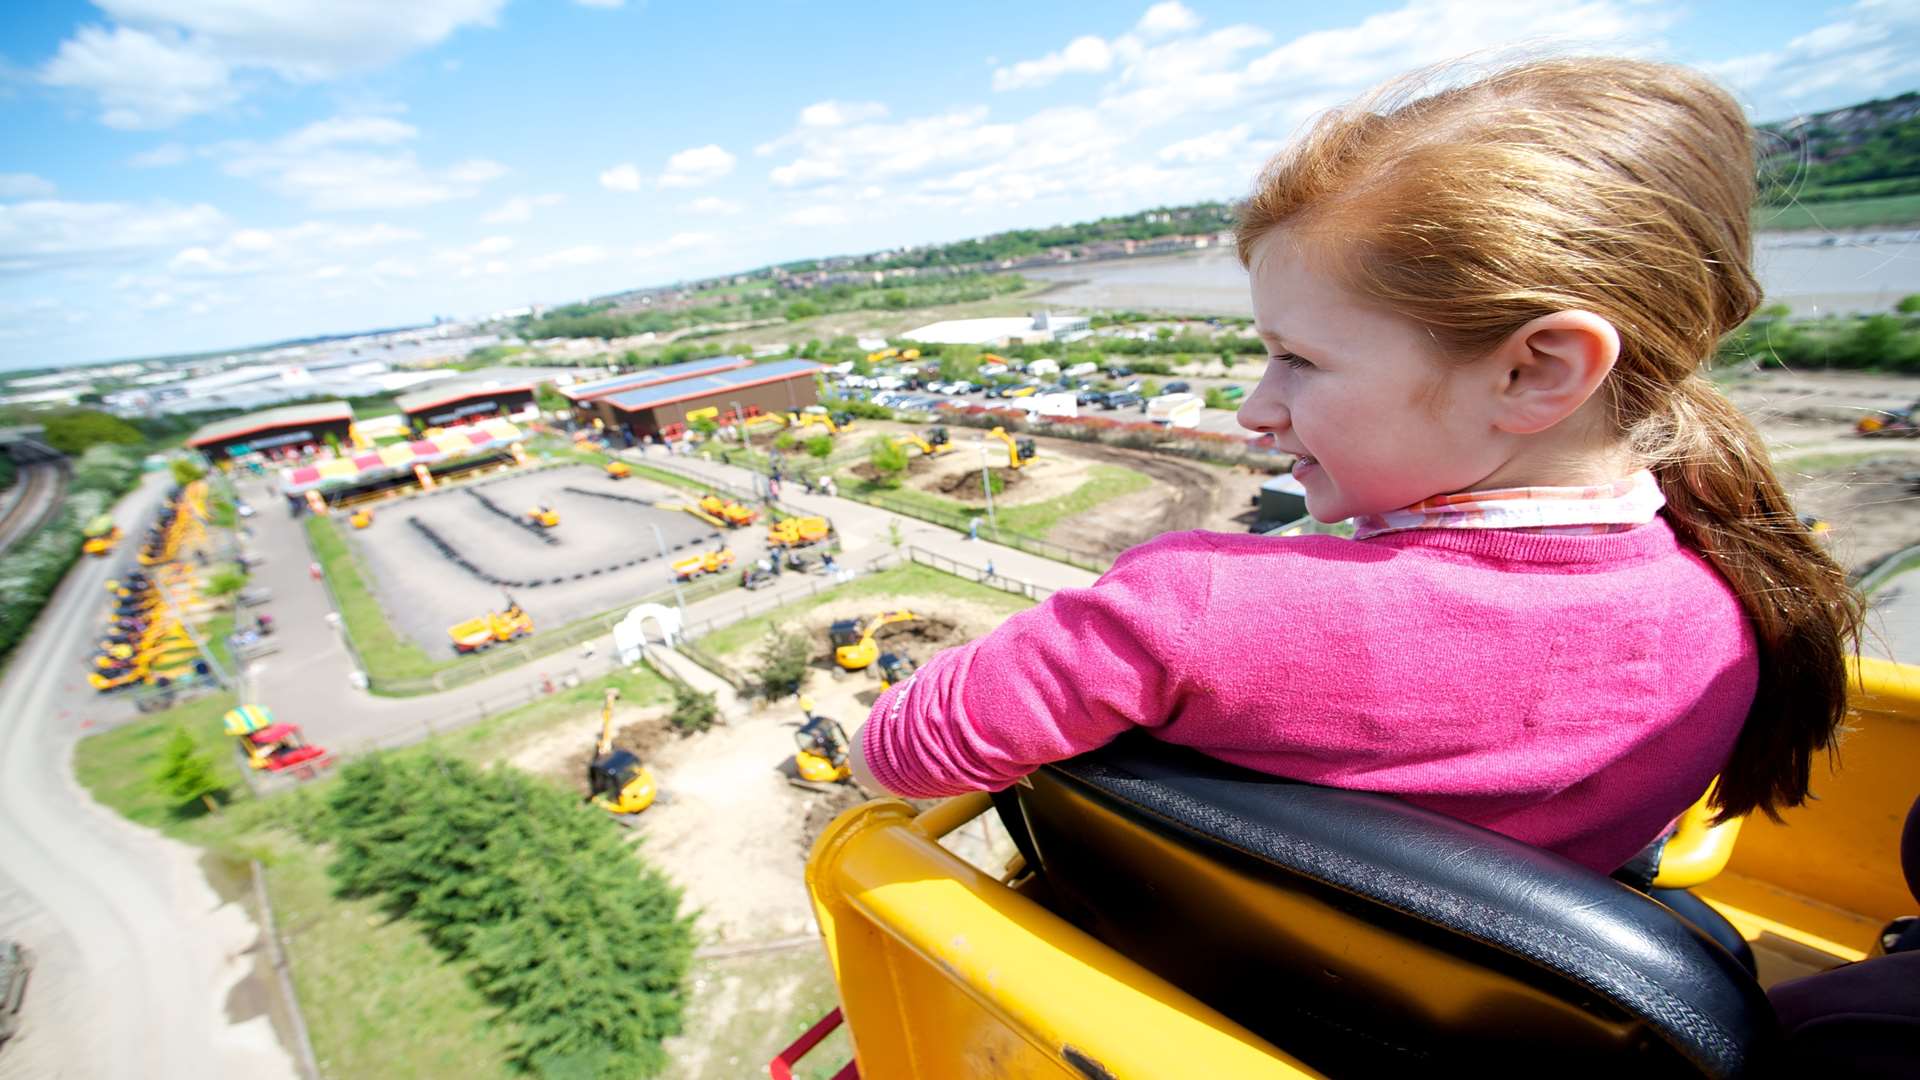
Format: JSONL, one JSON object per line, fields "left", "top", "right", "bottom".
{"left": 877, "top": 651, "right": 916, "bottom": 690}
{"left": 830, "top": 610, "right": 916, "bottom": 671}
{"left": 775, "top": 655, "right": 1920, "bottom": 1080}
{"left": 587, "top": 688, "right": 656, "bottom": 819}
{"left": 987, "top": 425, "right": 1038, "bottom": 469}
{"left": 784, "top": 696, "right": 852, "bottom": 793}
{"left": 891, "top": 426, "right": 954, "bottom": 457}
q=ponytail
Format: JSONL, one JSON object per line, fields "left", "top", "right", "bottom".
{"left": 1645, "top": 378, "right": 1863, "bottom": 821}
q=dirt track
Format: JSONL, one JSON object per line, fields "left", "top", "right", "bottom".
{"left": 1023, "top": 434, "right": 1266, "bottom": 560}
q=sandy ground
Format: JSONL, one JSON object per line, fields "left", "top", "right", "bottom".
{"left": 348, "top": 465, "right": 745, "bottom": 651}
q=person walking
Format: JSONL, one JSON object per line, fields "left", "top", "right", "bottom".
{"left": 968, "top": 517, "right": 981, "bottom": 542}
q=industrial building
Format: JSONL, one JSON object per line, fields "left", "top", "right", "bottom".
{"left": 559, "top": 354, "right": 752, "bottom": 426}
{"left": 574, "top": 358, "right": 822, "bottom": 441}
{"left": 185, "top": 402, "right": 357, "bottom": 463}
{"left": 900, "top": 311, "right": 1091, "bottom": 347}
{"left": 396, "top": 376, "right": 537, "bottom": 432}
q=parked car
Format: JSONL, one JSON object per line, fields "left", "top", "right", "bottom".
{"left": 947, "top": 381, "right": 977, "bottom": 396}
{"left": 1214, "top": 385, "right": 1247, "bottom": 403}
{"left": 1162, "top": 381, "right": 1192, "bottom": 395}
{"left": 1104, "top": 392, "right": 1144, "bottom": 410}
{"left": 1078, "top": 389, "right": 1110, "bottom": 408}
{"left": 1105, "top": 364, "right": 1134, "bottom": 378}
{"left": 979, "top": 362, "right": 1009, "bottom": 377}
{"left": 0, "top": 940, "right": 30, "bottom": 1047}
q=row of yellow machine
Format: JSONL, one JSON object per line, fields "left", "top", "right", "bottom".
{"left": 891, "top": 425, "right": 1038, "bottom": 469}
{"left": 87, "top": 483, "right": 217, "bottom": 693}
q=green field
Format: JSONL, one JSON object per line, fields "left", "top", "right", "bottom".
{"left": 697, "top": 561, "right": 1035, "bottom": 661}
{"left": 1757, "top": 192, "right": 1920, "bottom": 233}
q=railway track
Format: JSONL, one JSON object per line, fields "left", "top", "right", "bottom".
{"left": 0, "top": 461, "right": 69, "bottom": 556}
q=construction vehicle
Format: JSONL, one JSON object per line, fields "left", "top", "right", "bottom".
{"left": 987, "top": 426, "right": 1038, "bottom": 469}
{"left": 447, "top": 598, "right": 533, "bottom": 653}
{"left": 767, "top": 516, "right": 831, "bottom": 548}
{"left": 782, "top": 696, "right": 853, "bottom": 793}
{"left": 877, "top": 651, "right": 916, "bottom": 690}
{"left": 778, "top": 656, "right": 1920, "bottom": 1079}
{"left": 587, "top": 689, "right": 656, "bottom": 819}
{"left": 698, "top": 494, "right": 757, "bottom": 527}
{"left": 830, "top": 610, "right": 916, "bottom": 671}
{"left": 789, "top": 410, "right": 845, "bottom": 436}
{"left": 891, "top": 429, "right": 953, "bottom": 457}
{"left": 1857, "top": 400, "right": 1920, "bottom": 436}
{"left": 527, "top": 504, "right": 559, "bottom": 528}
{"left": 349, "top": 508, "right": 374, "bottom": 529}
{"left": 742, "top": 412, "right": 789, "bottom": 435}
{"left": 223, "top": 704, "right": 328, "bottom": 773}
{"left": 605, "top": 460, "right": 631, "bottom": 479}
{"left": 81, "top": 515, "right": 121, "bottom": 557}
{"left": 672, "top": 547, "right": 735, "bottom": 581}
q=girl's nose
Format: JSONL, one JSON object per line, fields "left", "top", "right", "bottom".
{"left": 1237, "top": 383, "right": 1288, "bottom": 435}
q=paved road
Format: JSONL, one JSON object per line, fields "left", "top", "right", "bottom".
{"left": 0, "top": 471, "right": 295, "bottom": 1080}
{"left": 0, "top": 462, "right": 67, "bottom": 555}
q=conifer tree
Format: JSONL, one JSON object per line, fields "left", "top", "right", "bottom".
{"left": 155, "top": 726, "right": 224, "bottom": 814}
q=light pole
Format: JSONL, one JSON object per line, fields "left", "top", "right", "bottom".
{"left": 977, "top": 438, "right": 998, "bottom": 537}
{"left": 650, "top": 522, "right": 687, "bottom": 617}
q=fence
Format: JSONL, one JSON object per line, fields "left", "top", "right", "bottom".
{"left": 843, "top": 485, "right": 1108, "bottom": 572}
{"left": 902, "top": 545, "right": 1059, "bottom": 602}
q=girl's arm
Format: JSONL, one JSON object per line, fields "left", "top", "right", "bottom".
{"left": 854, "top": 534, "right": 1215, "bottom": 798}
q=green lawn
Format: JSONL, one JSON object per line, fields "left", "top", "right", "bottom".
{"left": 698, "top": 562, "right": 1034, "bottom": 661}
{"left": 1757, "top": 193, "right": 1920, "bottom": 233}
{"left": 305, "top": 515, "right": 438, "bottom": 684}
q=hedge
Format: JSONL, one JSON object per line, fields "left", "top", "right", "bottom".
{"left": 0, "top": 445, "right": 141, "bottom": 659}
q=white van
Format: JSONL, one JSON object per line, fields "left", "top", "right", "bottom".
{"left": 979, "top": 361, "right": 1009, "bottom": 377}
{"left": 1146, "top": 392, "right": 1202, "bottom": 428}
{"left": 1026, "top": 358, "right": 1061, "bottom": 378}
{"left": 1062, "top": 361, "right": 1098, "bottom": 379}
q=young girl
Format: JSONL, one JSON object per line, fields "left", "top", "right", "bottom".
{"left": 851, "top": 57, "right": 1863, "bottom": 874}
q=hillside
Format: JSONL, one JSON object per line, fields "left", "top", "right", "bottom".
{"left": 1759, "top": 91, "right": 1920, "bottom": 205}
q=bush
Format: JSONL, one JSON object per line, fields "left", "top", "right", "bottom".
{"left": 1900, "top": 295, "right": 1920, "bottom": 315}
{"left": 155, "top": 727, "right": 224, "bottom": 815}
{"left": 754, "top": 624, "right": 812, "bottom": 698}
{"left": 867, "top": 437, "right": 908, "bottom": 489}
{"left": 169, "top": 457, "right": 206, "bottom": 486}
{"left": 668, "top": 682, "right": 718, "bottom": 735}
{"left": 804, "top": 435, "right": 833, "bottom": 459}
{"left": 325, "top": 754, "right": 694, "bottom": 1079}
{"left": 41, "top": 409, "right": 143, "bottom": 456}
{"left": 773, "top": 432, "right": 798, "bottom": 451}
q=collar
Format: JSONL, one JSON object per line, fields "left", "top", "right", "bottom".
{"left": 1352, "top": 470, "right": 1665, "bottom": 540}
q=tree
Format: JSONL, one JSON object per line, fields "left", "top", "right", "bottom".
{"left": 668, "top": 682, "right": 718, "bottom": 735}
{"left": 1898, "top": 295, "right": 1920, "bottom": 316}
{"left": 155, "top": 727, "right": 224, "bottom": 814}
{"left": 169, "top": 457, "right": 206, "bottom": 486}
{"left": 804, "top": 435, "right": 833, "bottom": 459}
{"left": 535, "top": 384, "right": 569, "bottom": 414}
{"left": 755, "top": 624, "right": 812, "bottom": 698}
{"left": 206, "top": 566, "right": 248, "bottom": 603}
{"left": 784, "top": 300, "right": 821, "bottom": 321}
{"left": 868, "top": 437, "right": 908, "bottom": 489}
{"left": 42, "top": 410, "right": 142, "bottom": 456}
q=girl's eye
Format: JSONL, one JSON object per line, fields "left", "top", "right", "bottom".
{"left": 1273, "top": 352, "right": 1311, "bottom": 370}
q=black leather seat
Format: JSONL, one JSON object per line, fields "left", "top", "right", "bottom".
{"left": 999, "top": 734, "right": 1778, "bottom": 1076}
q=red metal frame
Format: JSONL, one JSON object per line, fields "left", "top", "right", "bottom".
{"left": 767, "top": 1006, "right": 858, "bottom": 1080}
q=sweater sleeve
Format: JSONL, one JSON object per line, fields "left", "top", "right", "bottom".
{"left": 861, "top": 533, "right": 1215, "bottom": 798}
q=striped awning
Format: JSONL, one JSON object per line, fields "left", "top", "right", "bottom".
{"left": 277, "top": 419, "right": 523, "bottom": 495}
{"left": 222, "top": 703, "right": 274, "bottom": 736}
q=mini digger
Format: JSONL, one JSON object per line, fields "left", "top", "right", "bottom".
{"left": 877, "top": 651, "right": 916, "bottom": 690}
{"left": 831, "top": 610, "right": 916, "bottom": 671}
{"left": 527, "top": 504, "right": 560, "bottom": 528}
{"left": 587, "top": 688, "right": 656, "bottom": 821}
{"left": 782, "top": 696, "right": 852, "bottom": 794}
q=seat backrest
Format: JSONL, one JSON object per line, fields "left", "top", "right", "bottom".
{"left": 1009, "top": 734, "right": 1778, "bottom": 1077}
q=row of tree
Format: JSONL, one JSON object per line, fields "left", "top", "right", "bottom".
{"left": 313, "top": 753, "right": 694, "bottom": 1079}
{"left": 1719, "top": 299, "right": 1920, "bottom": 372}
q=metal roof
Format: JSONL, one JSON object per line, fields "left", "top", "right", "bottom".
{"left": 560, "top": 355, "right": 751, "bottom": 401}
{"left": 185, "top": 401, "right": 355, "bottom": 447}
{"left": 394, "top": 379, "right": 534, "bottom": 414}
{"left": 603, "top": 359, "right": 822, "bottom": 412}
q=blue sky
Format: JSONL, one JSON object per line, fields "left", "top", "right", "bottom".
{"left": 3, "top": 0, "right": 1918, "bottom": 370}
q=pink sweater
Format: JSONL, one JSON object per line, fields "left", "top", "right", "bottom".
{"left": 861, "top": 520, "right": 1758, "bottom": 872}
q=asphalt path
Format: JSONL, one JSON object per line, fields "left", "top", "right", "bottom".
{"left": 0, "top": 471, "right": 294, "bottom": 1080}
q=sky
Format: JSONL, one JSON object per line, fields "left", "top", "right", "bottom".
{"left": 3, "top": 0, "right": 1919, "bottom": 370}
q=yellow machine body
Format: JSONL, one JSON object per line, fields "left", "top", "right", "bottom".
{"left": 672, "top": 547, "right": 735, "bottom": 580}
{"left": 589, "top": 688, "right": 657, "bottom": 818}
{"left": 447, "top": 602, "right": 532, "bottom": 652}
{"left": 527, "top": 505, "right": 559, "bottom": 528}
{"left": 605, "top": 460, "right": 631, "bottom": 479}
{"left": 767, "top": 516, "right": 831, "bottom": 548}
{"left": 796, "top": 656, "right": 1920, "bottom": 1078}
{"left": 831, "top": 611, "right": 916, "bottom": 671}
{"left": 698, "top": 495, "right": 756, "bottom": 526}
{"left": 986, "top": 426, "right": 1037, "bottom": 469}
{"left": 349, "top": 509, "right": 373, "bottom": 529}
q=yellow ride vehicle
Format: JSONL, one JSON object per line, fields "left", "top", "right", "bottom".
{"left": 784, "top": 697, "right": 853, "bottom": 793}
{"left": 698, "top": 494, "right": 757, "bottom": 527}
{"left": 830, "top": 611, "right": 915, "bottom": 671}
{"left": 672, "top": 547, "right": 735, "bottom": 581}
{"left": 588, "top": 689, "right": 656, "bottom": 819}
{"left": 779, "top": 657, "right": 1920, "bottom": 1079}
{"left": 81, "top": 516, "right": 121, "bottom": 557}
{"left": 527, "top": 504, "right": 559, "bottom": 528}
{"left": 349, "top": 508, "right": 374, "bottom": 529}
{"left": 767, "top": 516, "right": 831, "bottom": 548}
{"left": 605, "top": 460, "right": 631, "bottom": 479}
{"left": 446, "top": 599, "right": 532, "bottom": 653}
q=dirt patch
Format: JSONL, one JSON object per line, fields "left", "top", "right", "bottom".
{"left": 1781, "top": 454, "right": 1920, "bottom": 572}
{"left": 503, "top": 703, "right": 674, "bottom": 788}
{"left": 933, "top": 464, "right": 1027, "bottom": 498}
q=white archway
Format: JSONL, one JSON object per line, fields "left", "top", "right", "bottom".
{"left": 614, "top": 602, "right": 683, "bottom": 663}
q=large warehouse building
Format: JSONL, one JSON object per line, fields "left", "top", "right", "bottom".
{"left": 186, "top": 402, "right": 356, "bottom": 463}
{"left": 396, "top": 377, "right": 536, "bottom": 433}
{"left": 566, "top": 356, "right": 820, "bottom": 440}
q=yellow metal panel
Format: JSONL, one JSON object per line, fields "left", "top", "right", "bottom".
{"left": 807, "top": 797, "right": 1320, "bottom": 1079}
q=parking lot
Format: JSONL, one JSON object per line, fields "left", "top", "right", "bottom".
{"left": 831, "top": 364, "right": 1258, "bottom": 438}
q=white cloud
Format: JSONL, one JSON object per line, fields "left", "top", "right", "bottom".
{"left": 1137, "top": 2, "right": 1201, "bottom": 36}
{"left": 600, "top": 163, "right": 643, "bottom": 192}
{"left": 658, "top": 144, "right": 736, "bottom": 189}
{"left": 783, "top": 205, "right": 850, "bottom": 227}
{"left": 1704, "top": 0, "right": 1920, "bottom": 119}
{"left": 576, "top": 0, "right": 625, "bottom": 6}
{"left": 40, "top": 24, "right": 235, "bottom": 129}
{"left": 0, "top": 174, "right": 58, "bottom": 199}
{"left": 993, "top": 35, "right": 1115, "bottom": 91}
{"left": 634, "top": 232, "right": 717, "bottom": 259}
{"left": 688, "top": 196, "right": 743, "bottom": 216}
{"left": 471, "top": 235, "right": 514, "bottom": 254}
{"left": 528, "top": 245, "right": 609, "bottom": 271}
{"left": 481, "top": 192, "right": 564, "bottom": 223}
{"left": 165, "top": 220, "right": 422, "bottom": 276}
{"left": 1158, "top": 122, "right": 1257, "bottom": 163}
{"left": 40, "top": 1, "right": 505, "bottom": 128}
{"left": 800, "top": 100, "right": 889, "bottom": 127}
{"left": 129, "top": 143, "right": 189, "bottom": 168}
{"left": 0, "top": 199, "right": 225, "bottom": 275}
{"left": 221, "top": 116, "right": 502, "bottom": 211}
{"left": 771, "top": 158, "right": 846, "bottom": 187}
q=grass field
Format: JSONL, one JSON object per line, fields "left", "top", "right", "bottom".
{"left": 305, "top": 514, "right": 439, "bottom": 684}
{"left": 842, "top": 461, "right": 1152, "bottom": 543}
{"left": 1757, "top": 193, "right": 1920, "bottom": 233}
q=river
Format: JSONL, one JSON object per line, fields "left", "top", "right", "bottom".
{"left": 1023, "top": 230, "right": 1920, "bottom": 318}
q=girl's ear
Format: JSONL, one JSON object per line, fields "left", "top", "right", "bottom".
{"left": 1488, "top": 310, "right": 1620, "bottom": 435}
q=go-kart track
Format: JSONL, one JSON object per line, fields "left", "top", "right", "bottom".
{"left": 347, "top": 464, "right": 758, "bottom": 653}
